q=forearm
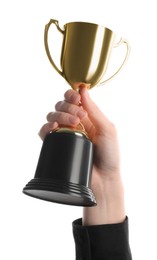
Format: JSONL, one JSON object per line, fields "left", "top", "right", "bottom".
{"left": 83, "top": 174, "right": 125, "bottom": 226}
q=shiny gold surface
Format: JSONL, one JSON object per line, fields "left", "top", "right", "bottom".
{"left": 44, "top": 19, "right": 130, "bottom": 90}
{"left": 56, "top": 128, "right": 88, "bottom": 138}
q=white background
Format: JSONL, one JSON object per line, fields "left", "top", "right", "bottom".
{"left": 0, "top": 0, "right": 157, "bottom": 259}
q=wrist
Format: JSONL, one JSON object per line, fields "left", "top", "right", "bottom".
{"left": 83, "top": 175, "right": 125, "bottom": 226}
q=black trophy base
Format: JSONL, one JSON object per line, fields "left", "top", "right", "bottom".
{"left": 23, "top": 131, "right": 96, "bottom": 207}
{"left": 23, "top": 178, "right": 96, "bottom": 206}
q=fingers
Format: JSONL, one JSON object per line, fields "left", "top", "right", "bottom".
{"left": 47, "top": 111, "right": 80, "bottom": 126}
{"left": 55, "top": 101, "right": 87, "bottom": 119}
{"left": 47, "top": 89, "right": 87, "bottom": 124}
{"left": 39, "top": 111, "right": 80, "bottom": 141}
{"left": 39, "top": 122, "right": 59, "bottom": 140}
{"left": 64, "top": 89, "right": 81, "bottom": 104}
{"left": 39, "top": 89, "right": 87, "bottom": 140}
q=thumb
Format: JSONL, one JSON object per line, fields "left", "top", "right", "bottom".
{"left": 79, "top": 85, "right": 111, "bottom": 132}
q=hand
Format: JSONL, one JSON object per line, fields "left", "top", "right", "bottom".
{"left": 39, "top": 84, "right": 125, "bottom": 225}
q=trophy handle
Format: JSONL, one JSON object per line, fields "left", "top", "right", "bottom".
{"left": 98, "top": 38, "right": 130, "bottom": 86}
{"left": 44, "top": 19, "right": 64, "bottom": 77}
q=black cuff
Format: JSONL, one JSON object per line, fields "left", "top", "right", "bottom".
{"left": 72, "top": 217, "right": 132, "bottom": 260}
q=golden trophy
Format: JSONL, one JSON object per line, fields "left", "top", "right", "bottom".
{"left": 23, "top": 19, "right": 130, "bottom": 206}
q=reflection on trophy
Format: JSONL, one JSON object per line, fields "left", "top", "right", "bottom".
{"left": 23, "top": 19, "right": 130, "bottom": 206}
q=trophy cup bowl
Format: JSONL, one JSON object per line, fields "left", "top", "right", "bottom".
{"left": 23, "top": 19, "right": 130, "bottom": 206}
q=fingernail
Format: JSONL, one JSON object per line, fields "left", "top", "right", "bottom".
{"left": 77, "top": 110, "right": 87, "bottom": 119}
{"left": 69, "top": 92, "right": 79, "bottom": 103}
{"left": 51, "top": 121, "right": 58, "bottom": 129}
{"left": 69, "top": 116, "right": 79, "bottom": 124}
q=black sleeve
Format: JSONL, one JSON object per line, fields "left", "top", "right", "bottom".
{"left": 72, "top": 217, "right": 132, "bottom": 260}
